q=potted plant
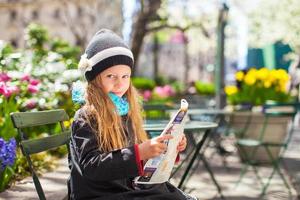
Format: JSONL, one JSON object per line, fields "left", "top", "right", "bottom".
{"left": 225, "top": 68, "right": 291, "bottom": 107}
{"left": 224, "top": 68, "right": 294, "bottom": 163}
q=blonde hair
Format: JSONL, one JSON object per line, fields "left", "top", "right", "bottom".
{"left": 83, "top": 76, "right": 148, "bottom": 152}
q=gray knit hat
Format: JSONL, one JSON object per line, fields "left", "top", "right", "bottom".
{"left": 78, "top": 29, "right": 134, "bottom": 82}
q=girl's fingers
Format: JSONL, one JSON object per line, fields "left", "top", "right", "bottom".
{"left": 177, "top": 135, "right": 187, "bottom": 152}
{"left": 156, "top": 134, "right": 173, "bottom": 142}
{"left": 177, "top": 144, "right": 184, "bottom": 150}
{"left": 181, "top": 134, "right": 186, "bottom": 141}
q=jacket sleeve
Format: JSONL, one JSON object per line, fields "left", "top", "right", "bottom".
{"left": 70, "top": 114, "right": 143, "bottom": 182}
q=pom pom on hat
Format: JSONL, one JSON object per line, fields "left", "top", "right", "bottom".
{"left": 78, "top": 54, "right": 92, "bottom": 73}
{"left": 79, "top": 29, "right": 134, "bottom": 82}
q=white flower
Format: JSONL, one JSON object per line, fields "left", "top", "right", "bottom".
{"left": 78, "top": 54, "right": 92, "bottom": 72}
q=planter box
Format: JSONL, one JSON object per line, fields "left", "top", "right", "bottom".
{"left": 230, "top": 111, "right": 293, "bottom": 164}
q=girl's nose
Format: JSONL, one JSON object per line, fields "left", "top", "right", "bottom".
{"left": 114, "top": 78, "right": 122, "bottom": 87}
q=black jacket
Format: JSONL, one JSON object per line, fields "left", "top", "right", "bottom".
{"left": 68, "top": 108, "right": 195, "bottom": 200}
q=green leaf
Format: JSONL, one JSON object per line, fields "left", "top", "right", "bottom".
{"left": 0, "top": 167, "right": 15, "bottom": 192}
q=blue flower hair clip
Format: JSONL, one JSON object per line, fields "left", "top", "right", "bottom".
{"left": 72, "top": 80, "right": 86, "bottom": 105}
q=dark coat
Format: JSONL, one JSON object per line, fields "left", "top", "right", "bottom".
{"left": 68, "top": 108, "right": 196, "bottom": 200}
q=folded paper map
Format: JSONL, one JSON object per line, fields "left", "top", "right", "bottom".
{"left": 135, "top": 99, "right": 189, "bottom": 184}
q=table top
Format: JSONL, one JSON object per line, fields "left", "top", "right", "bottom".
{"left": 185, "top": 109, "right": 232, "bottom": 115}
{"left": 143, "top": 120, "right": 218, "bottom": 132}
{"left": 166, "top": 108, "right": 233, "bottom": 116}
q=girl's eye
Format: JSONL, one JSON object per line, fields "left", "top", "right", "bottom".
{"left": 107, "top": 74, "right": 116, "bottom": 79}
{"left": 122, "top": 75, "right": 130, "bottom": 79}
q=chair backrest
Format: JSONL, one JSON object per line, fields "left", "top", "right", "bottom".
{"left": 233, "top": 103, "right": 298, "bottom": 163}
{"left": 10, "top": 109, "right": 71, "bottom": 200}
{"left": 228, "top": 111, "right": 253, "bottom": 138}
{"left": 262, "top": 102, "right": 298, "bottom": 146}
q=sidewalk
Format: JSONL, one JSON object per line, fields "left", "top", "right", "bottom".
{"left": 0, "top": 158, "right": 69, "bottom": 200}
{"left": 170, "top": 127, "right": 300, "bottom": 200}
{"left": 0, "top": 128, "right": 299, "bottom": 200}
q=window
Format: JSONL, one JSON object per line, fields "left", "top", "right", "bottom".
{"left": 90, "top": 15, "right": 95, "bottom": 24}
{"left": 10, "top": 39, "right": 18, "bottom": 47}
{"left": 32, "top": 10, "right": 39, "bottom": 19}
{"left": 77, "top": 7, "right": 82, "bottom": 17}
{"left": 53, "top": 8, "right": 60, "bottom": 19}
{"left": 10, "top": 10, "right": 17, "bottom": 21}
{"left": 75, "top": 38, "right": 82, "bottom": 46}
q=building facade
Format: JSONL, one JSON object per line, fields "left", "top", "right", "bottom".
{"left": 0, "top": 0, "right": 123, "bottom": 48}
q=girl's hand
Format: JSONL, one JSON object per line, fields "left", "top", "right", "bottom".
{"left": 177, "top": 134, "right": 187, "bottom": 153}
{"left": 138, "top": 135, "right": 173, "bottom": 160}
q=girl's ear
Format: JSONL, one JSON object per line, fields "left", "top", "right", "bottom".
{"left": 95, "top": 75, "right": 103, "bottom": 86}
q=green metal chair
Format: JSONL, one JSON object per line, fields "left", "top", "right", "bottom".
{"left": 189, "top": 112, "right": 234, "bottom": 168}
{"left": 235, "top": 102, "right": 298, "bottom": 196}
{"left": 10, "top": 109, "right": 71, "bottom": 200}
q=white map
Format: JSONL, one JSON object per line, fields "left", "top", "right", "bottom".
{"left": 135, "top": 99, "right": 189, "bottom": 184}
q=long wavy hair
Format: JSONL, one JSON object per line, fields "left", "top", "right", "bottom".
{"left": 83, "top": 75, "right": 148, "bottom": 152}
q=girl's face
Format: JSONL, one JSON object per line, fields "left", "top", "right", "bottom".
{"left": 99, "top": 65, "right": 131, "bottom": 97}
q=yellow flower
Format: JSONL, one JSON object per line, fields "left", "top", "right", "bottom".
{"left": 225, "top": 85, "right": 238, "bottom": 96}
{"left": 63, "top": 118, "right": 73, "bottom": 128}
{"left": 229, "top": 67, "right": 291, "bottom": 105}
{"left": 248, "top": 68, "right": 257, "bottom": 74}
{"left": 256, "top": 68, "right": 269, "bottom": 81}
{"left": 264, "top": 81, "right": 272, "bottom": 88}
{"left": 278, "top": 82, "right": 288, "bottom": 92}
{"left": 280, "top": 85, "right": 287, "bottom": 93}
{"left": 235, "top": 71, "right": 244, "bottom": 81}
{"left": 244, "top": 73, "right": 256, "bottom": 85}
{"left": 278, "top": 70, "right": 289, "bottom": 82}
{"left": 273, "top": 69, "right": 288, "bottom": 81}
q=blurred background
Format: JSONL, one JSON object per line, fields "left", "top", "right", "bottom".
{"left": 1, "top": 0, "right": 300, "bottom": 198}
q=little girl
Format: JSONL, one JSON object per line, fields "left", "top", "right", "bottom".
{"left": 68, "top": 29, "right": 197, "bottom": 200}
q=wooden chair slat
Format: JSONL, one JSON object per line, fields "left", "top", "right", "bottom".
{"left": 21, "top": 130, "right": 71, "bottom": 155}
{"left": 10, "top": 109, "right": 69, "bottom": 128}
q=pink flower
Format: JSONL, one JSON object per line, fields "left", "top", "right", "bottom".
{"left": 21, "top": 74, "right": 31, "bottom": 82}
{"left": 29, "top": 79, "right": 40, "bottom": 86}
{"left": 169, "top": 31, "right": 188, "bottom": 44}
{"left": 163, "top": 85, "right": 175, "bottom": 96}
{"left": 8, "top": 85, "right": 20, "bottom": 94}
{"left": 3, "top": 90, "right": 12, "bottom": 98}
{"left": 143, "top": 90, "right": 152, "bottom": 101}
{"left": 0, "top": 82, "right": 5, "bottom": 93}
{"left": 0, "top": 82, "right": 8, "bottom": 96}
{"left": 28, "top": 84, "right": 39, "bottom": 93}
{"left": 154, "top": 86, "right": 167, "bottom": 98}
{"left": 25, "top": 99, "right": 37, "bottom": 109}
{"left": 0, "top": 73, "right": 11, "bottom": 82}
{"left": 0, "top": 83, "right": 20, "bottom": 98}
{"left": 0, "top": 85, "right": 12, "bottom": 98}
{"left": 153, "top": 85, "right": 175, "bottom": 98}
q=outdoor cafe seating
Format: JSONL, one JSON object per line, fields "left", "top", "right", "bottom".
{"left": 143, "top": 100, "right": 300, "bottom": 198}
{"left": 233, "top": 102, "right": 299, "bottom": 197}
{"left": 185, "top": 101, "right": 299, "bottom": 197}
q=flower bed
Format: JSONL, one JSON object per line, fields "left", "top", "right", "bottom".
{"left": 225, "top": 67, "right": 292, "bottom": 106}
{"left": 0, "top": 138, "right": 16, "bottom": 191}
{"left": 0, "top": 23, "right": 79, "bottom": 191}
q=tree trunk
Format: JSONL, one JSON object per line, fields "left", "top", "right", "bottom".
{"left": 153, "top": 33, "right": 159, "bottom": 78}
{"left": 215, "top": 3, "right": 228, "bottom": 109}
{"left": 130, "top": 0, "right": 162, "bottom": 76}
{"left": 183, "top": 39, "right": 190, "bottom": 85}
